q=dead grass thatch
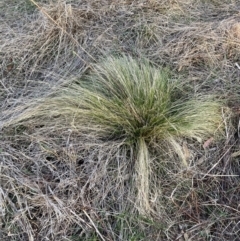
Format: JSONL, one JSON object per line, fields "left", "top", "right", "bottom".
{"left": 1, "top": 0, "right": 240, "bottom": 240}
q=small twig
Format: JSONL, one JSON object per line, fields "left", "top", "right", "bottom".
{"left": 83, "top": 210, "right": 106, "bottom": 241}
{"left": 202, "top": 145, "right": 232, "bottom": 179}
{"left": 235, "top": 62, "right": 240, "bottom": 70}
{"left": 202, "top": 203, "right": 240, "bottom": 214}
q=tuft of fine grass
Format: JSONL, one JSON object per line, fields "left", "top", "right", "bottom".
{"left": 12, "top": 55, "right": 224, "bottom": 214}
{"left": 51, "top": 56, "right": 223, "bottom": 142}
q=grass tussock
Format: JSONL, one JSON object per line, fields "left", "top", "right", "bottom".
{"left": 1, "top": 0, "right": 97, "bottom": 82}
{"left": 49, "top": 56, "right": 223, "bottom": 142}
{"left": 13, "top": 56, "right": 225, "bottom": 214}
{"left": 158, "top": 17, "right": 240, "bottom": 71}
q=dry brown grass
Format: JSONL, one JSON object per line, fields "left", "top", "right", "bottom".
{"left": 1, "top": 0, "right": 240, "bottom": 240}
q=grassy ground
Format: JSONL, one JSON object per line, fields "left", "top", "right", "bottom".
{"left": 1, "top": 0, "right": 240, "bottom": 240}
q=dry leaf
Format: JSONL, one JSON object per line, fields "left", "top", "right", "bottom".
{"left": 231, "top": 150, "right": 240, "bottom": 158}
{"left": 231, "top": 22, "right": 240, "bottom": 39}
{"left": 183, "top": 141, "right": 190, "bottom": 161}
{"left": 184, "top": 232, "right": 189, "bottom": 241}
{"left": 203, "top": 137, "right": 214, "bottom": 149}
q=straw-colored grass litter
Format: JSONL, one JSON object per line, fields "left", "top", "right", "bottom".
{"left": 1, "top": 1, "right": 240, "bottom": 240}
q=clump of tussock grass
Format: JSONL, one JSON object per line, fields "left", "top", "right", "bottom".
{"left": 0, "top": 1, "right": 97, "bottom": 81}
{"left": 15, "top": 55, "right": 225, "bottom": 214}
{"left": 0, "top": 1, "right": 100, "bottom": 127}
{"left": 156, "top": 15, "right": 240, "bottom": 71}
